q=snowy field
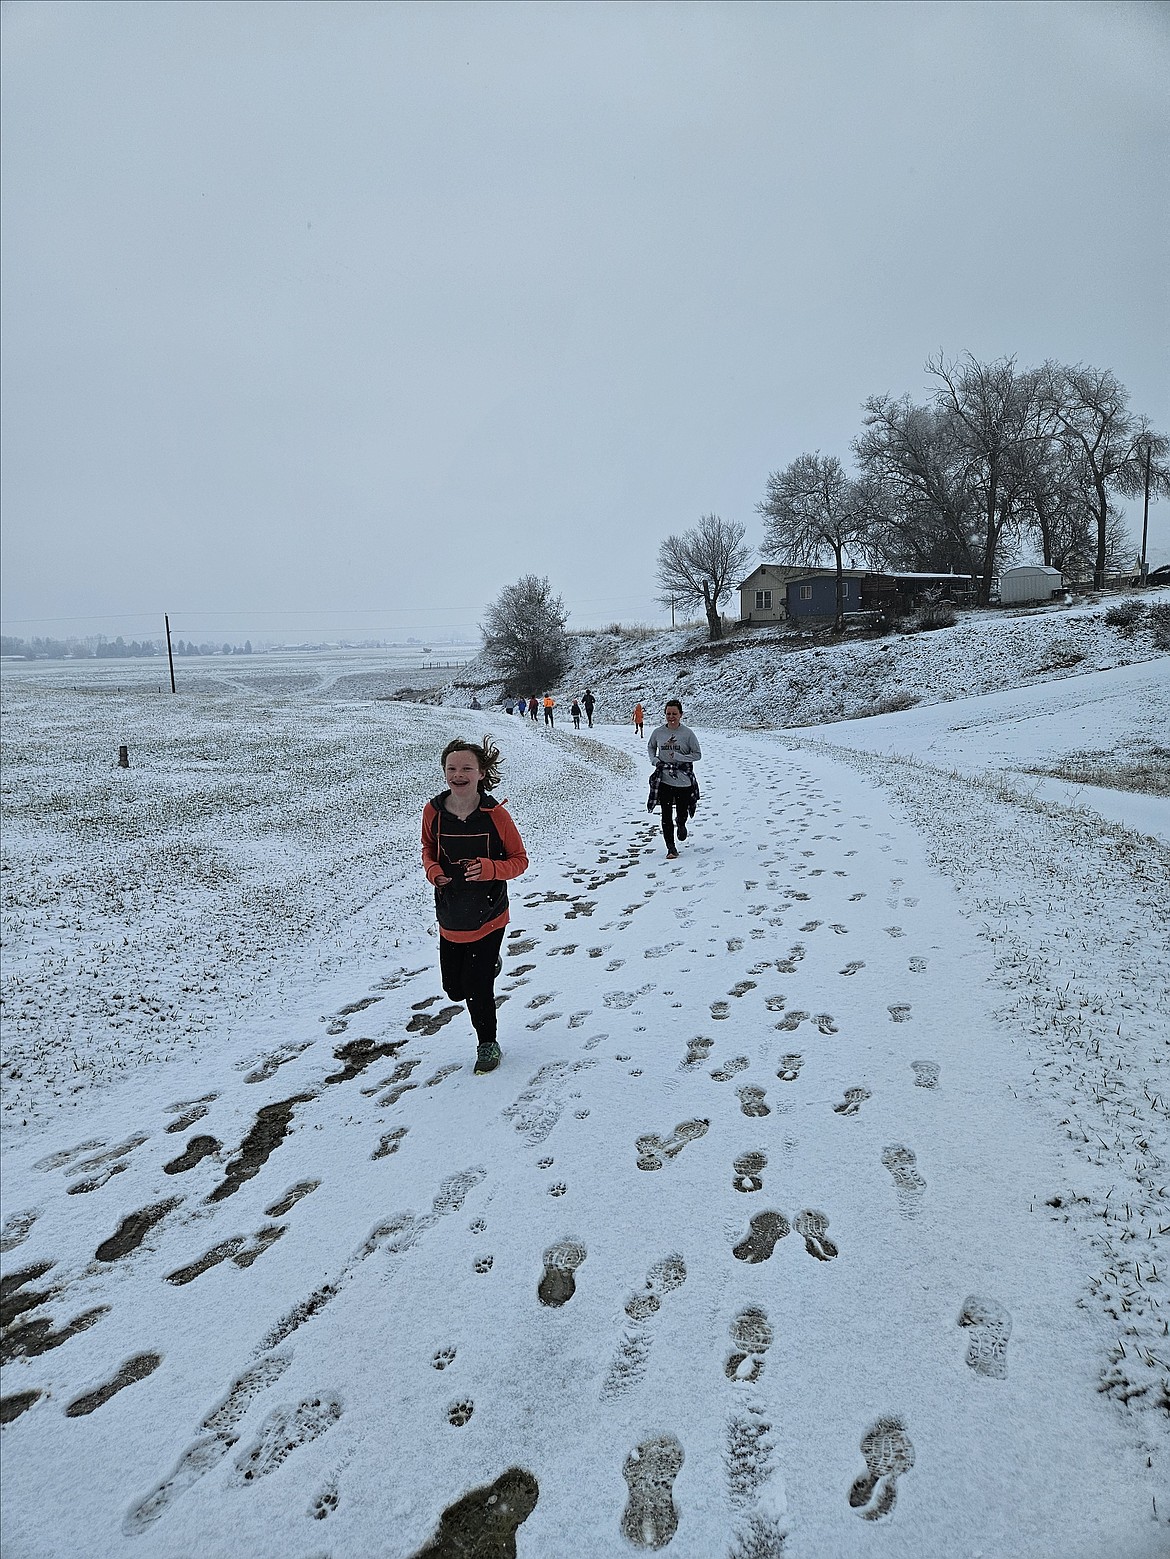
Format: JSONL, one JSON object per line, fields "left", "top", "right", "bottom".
{"left": 1, "top": 642, "right": 1168, "bottom": 1558}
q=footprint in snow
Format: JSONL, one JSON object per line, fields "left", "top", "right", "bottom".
{"left": 228, "top": 1397, "right": 342, "bottom": 1488}
{"left": 680, "top": 1036, "right": 713, "bottom": 1070}
{"left": 732, "top": 1151, "right": 767, "bottom": 1193}
{"left": 736, "top": 1085, "right": 770, "bottom": 1118}
{"left": 620, "top": 1435, "right": 684, "bottom": 1551}
{"left": 724, "top": 1305, "right": 774, "bottom": 1383}
{"left": 774, "top": 1010, "right": 809, "bottom": 1033}
{"left": 834, "top": 1087, "right": 871, "bottom": 1117}
{"left": 538, "top": 1238, "right": 587, "bottom": 1307}
{"left": 882, "top": 1144, "right": 926, "bottom": 1218}
{"left": 957, "top": 1295, "right": 1012, "bottom": 1378}
{"left": 0, "top": 1210, "right": 40, "bottom": 1253}
{"left": 848, "top": 1416, "right": 915, "bottom": 1521}
{"left": 65, "top": 1353, "right": 162, "bottom": 1418}
{"left": 636, "top": 1120, "right": 709, "bottom": 1171}
{"left": 732, "top": 1211, "right": 789, "bottom": 1264}
{"left": 413, "top": 1468, "right": 539, "bottom": 1556}
{"left": 794, "top": 1209, "right": 838, "bottom": 1261}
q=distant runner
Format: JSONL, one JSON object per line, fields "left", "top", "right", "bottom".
{"left": 421, "top": 736, "right": 529, "bottom": 1074}
{"left": 543, "top": 695, "right": 556, "bottom": 727}
{"left": 571, "top": 698, "right": 582, "bottom": 729}
{"left": 582, "top": 689, "right": 596, "bottom": 727}
{"left": 647, "top": 699, "right": 701, "bottom": 860}
{"left": 632, "top": 702, "right": 644, "bottom": 737}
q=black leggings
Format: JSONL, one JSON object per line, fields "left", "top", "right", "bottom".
{"left": 659, "top": 789, "right": 689, "bottom": 850}
{"left": 439, "top": 927, "right": 506, "bottom": 1044}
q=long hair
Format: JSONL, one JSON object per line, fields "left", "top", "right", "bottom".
{"left": 441, "top": 735, "right": 503, "bottom": 791}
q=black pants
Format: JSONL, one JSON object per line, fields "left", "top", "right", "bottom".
{"left": 544, "top": 708, "right": 554, "bottom": 725}
{"left": 659, "top": 789, "right": 690, "bottom": 851}
{"left": 439, "top": 927, "right": 506, "bottom": 1044}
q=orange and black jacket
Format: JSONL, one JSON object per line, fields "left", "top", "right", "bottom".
{"left": 421, "top": 792, "right": 529, "bottom": 942}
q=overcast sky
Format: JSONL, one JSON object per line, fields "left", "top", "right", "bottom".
{"left": 2, "top": 0, "right": 1167, "bottom": 644}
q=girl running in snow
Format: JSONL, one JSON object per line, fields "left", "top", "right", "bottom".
{"left": 421, "top": 736, "right": 529, "bottom": 1073}
{"left": 647, "top": 699, "right": 701, "bottom": 859}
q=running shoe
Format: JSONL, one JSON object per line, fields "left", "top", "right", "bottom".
{"left": 666, "top": 850, "right": 680, "bottom": 860}
{"left": 474, "top": 1041, "right": 502, "bottom": 1074}
{"left": 677, "top": 821, "right": 687, "bottom": 840}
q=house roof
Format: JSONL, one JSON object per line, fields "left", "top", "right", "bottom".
{"left": 738, "top": 563, "right": 808, "bottom": 588}
{"left": 785, "top": 570, "right": 867, "bottom": 585}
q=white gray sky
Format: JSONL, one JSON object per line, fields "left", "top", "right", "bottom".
{"left": 2, "top": 0, "right": 1168, "bottom": 645}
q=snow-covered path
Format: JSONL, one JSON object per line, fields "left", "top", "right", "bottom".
{"left": 1, "top": 728, "right": 1162, "bottom": 1557}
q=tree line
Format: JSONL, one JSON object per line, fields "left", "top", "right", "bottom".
{"left": 481, "top": 354, "right": 1168, "bottom": 685}
{"left": 754, "top": 354, "right": 1167, "bottom": 631}
{"left": 1, "top": 635, "right": 254, "bottom": 659}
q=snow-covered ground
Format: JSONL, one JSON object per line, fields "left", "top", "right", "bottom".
{"left": 1, "top": 630, "right": 1167, "bottom": 1558}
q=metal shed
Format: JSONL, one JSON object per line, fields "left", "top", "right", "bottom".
{"left": 997, "top": 565, "right": 1064, "bottom": 605}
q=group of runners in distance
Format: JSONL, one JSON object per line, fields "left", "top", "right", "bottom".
{"left": 504, "top": 690, "right": 597, "bottom": 727}
{"left": 421, "top": 697, "right": 701, "bottom": 1073}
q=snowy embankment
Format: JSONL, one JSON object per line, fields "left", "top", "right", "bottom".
{"left": 1, "top": 636, "right": 1168, "bottom": 1558}
{"left": 447, "top": 590, "right": 1170, "bottom": 732}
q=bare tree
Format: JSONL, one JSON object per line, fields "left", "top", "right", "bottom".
{"left": 655, "top": 513, "right": 751, "bottom": 641}
{"left": 756, "top": 453, "right": 872, "bottom": 633}
{"left": 480, "top": 574, "right": 570, "bottom": 693}
{"left": 1042, "top": 363, "right": 1169, "bottom": 587}
{"left": 854, "top": 395, "right": 979, "bottom": 574}
{"left": 926, "top": 353, "right": 1053, "bottom": 605}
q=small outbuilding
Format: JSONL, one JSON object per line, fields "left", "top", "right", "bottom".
{"left": 997, "top": 565, "right": 1064, "bottom": 605}
{"left": 862, "top": 572, "right": 976, "bottom": 613}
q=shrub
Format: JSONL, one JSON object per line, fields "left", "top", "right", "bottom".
{"left": 853, "top": 691, "right": 920, "bottom": 716}
{"left": 1150, "top": 602, "right": 1170, "bottom": 651}
{"left": 1045, "top": 635, "right": 1086, "bottom": 669}
{"left": 1104, "top": 598, "right": 1147, "bottom": 630}
{"left": 915, "top": 597, "right": 957, "bottom": 631}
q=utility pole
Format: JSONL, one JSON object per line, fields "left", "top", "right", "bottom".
{"left": 1140, "top": 441, "right": 1152, "bottom": 584}
{"left": 164, "top": 613, "right": 177, "bottom": 692}
{"left": 670, "top": 596, "right": 676, "bottom": 628}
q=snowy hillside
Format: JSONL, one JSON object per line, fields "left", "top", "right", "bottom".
{"left": 1, "top": 624, "right": 1167, "bottom": 1558}
{"left": 448, "top": 591, "right": 1170, "bottom": 732}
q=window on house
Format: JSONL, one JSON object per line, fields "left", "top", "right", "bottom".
{"left": 755, "top": 590, "right": 772, "bottom": 610}
{"left": 799, "top": 585, "right": 813, "bottom": 600}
